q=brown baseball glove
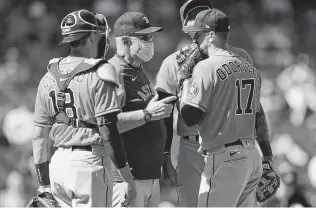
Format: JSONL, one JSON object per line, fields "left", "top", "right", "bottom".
{"left": 256, "top": 160, "right": 280, "bottom": 203}
{"left": 26, "top": 192, "right": 61, "bottom": 207}
{"left": 176, "top": 42, "right": 207, "bottom": 87}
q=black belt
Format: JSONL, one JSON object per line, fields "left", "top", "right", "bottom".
{"left": 202, "top": 139, "right": 243, "bottom": 156}
{"left": 71, "top": 145, "right": 92, "bottom": 151}
{"left": 182, "top": 135, "right": 199, "bottom": 142}
{"left": 224, "top": 139, "right": 243, "bottom": 147}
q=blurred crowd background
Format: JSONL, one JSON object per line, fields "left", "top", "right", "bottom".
{"left": 0, "top": 0, "right": 316, "bottom": 206}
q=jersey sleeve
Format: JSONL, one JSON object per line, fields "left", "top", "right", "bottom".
{"left": 183, "top": 65, "right": 213, "bottom": 112}
{"left": 155, "top": 54, "right": 178, "bottom": 95}
{"left": 94, "top": 79, "right": 121, "bottom": 117}
{"left": 33, "top": 79, "right": 54, "bottom": 127}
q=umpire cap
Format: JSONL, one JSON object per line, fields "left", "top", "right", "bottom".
{"left": 182, "top": 9, "right": 230, "bottom": 33}
{"left": 59, "top": 9, "right": 108, "bottom": 44}
{"left": 113, "top": 12, "right": 162, "bottom": 37}
{"left": 180, "top": 0, "right": 212, "bottom": 26}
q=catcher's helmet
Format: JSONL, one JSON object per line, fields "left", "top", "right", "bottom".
{"left": 59, "top": 9, "right": 110, "bottom": 45}
{"left": 180, "top": 0, "right": 213, "bottom": 26}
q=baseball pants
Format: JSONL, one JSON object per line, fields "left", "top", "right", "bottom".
{"left": 49, "top": 145, "right": 112, "bottom": 207}
{"left": 112, "top": 179, "right": 160, "bottom": 207}
{"left": 176, "top": 136, "right": 204, "bottom": 207}
{"left": 198, "top": 138, "right": 262, "bottom": 207}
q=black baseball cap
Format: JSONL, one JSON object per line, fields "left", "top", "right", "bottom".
{"left": 113, "top": 11, "right": 162, "bottom": 37}
{"left": 182, "top": 9, "right": 230, "bottom": 33}
{"left": 59, "top": 9, "right": 108, "bottom": 44}
{"left": 180, "top": 0, "right": 212, "bottom": 26}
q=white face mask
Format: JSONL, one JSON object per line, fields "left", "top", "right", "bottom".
{"left": 130, "top": 37, "right": 154, "bottom": 62}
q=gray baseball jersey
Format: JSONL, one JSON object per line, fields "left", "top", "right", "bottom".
{"left": 156, "top": 46, "right": 254, "bottom": 137}
{"left": 182, "top": 49, "right": 261, "bottom": 150}
{"left": 33, "top": 58, "right": 121, "bottom": 147}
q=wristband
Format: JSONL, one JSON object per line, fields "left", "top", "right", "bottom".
{"left": 35, "top": 161, "right": 50, "bottom": 186}
{"left": 37, "top": 185, "right": 51, "bottom": 194}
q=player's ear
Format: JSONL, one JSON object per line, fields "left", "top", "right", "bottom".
{"left": 208, "top": 31, "right": 215, "bottom": 43}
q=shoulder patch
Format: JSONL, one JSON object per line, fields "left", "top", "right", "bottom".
{"left": 187, "top": 82, "right": 199, "bottom": 101}
{"left": 97, "top": 63, "right": 119, "bottom": 87}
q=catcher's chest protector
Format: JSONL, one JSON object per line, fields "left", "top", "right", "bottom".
{"left": 47, "top": 58, "right": 107, "bottom": 127}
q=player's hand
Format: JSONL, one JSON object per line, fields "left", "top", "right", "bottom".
{"left": 118, "top": 164, "right": 137, "bottom": 207}
{"left": 122, "top": 179, "right": 137, "bottom": 207}
{"left": 161, "top": 154, "right": 180, "bottom": 188}
{"left": 146, "top": 94, "right": 177, "bottom": 121}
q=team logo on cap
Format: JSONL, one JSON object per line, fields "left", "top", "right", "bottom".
{"left": 62, "top": 14, "right": 77, "bottom": 27}
{"left": 61, "top": 14, "right": 77, "bottom": 33}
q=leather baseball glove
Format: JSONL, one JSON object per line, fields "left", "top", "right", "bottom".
{"left": 176, "top": 42, "right": 207, "bottom": 88}
{"left": 26, "top": 192, "right": 61, "bottom": 207}
{"left": 256, "top": 160, "right": 280, "bottom": 203}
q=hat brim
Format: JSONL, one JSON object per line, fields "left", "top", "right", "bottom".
{"left": 182, "top": 25, "right": 203, "bottom": 33}
{"left": 58, "top": 32, "right": 89, "bottom": 45}
{"left": 133, "top": 27, "right": 163, "bottom": 35}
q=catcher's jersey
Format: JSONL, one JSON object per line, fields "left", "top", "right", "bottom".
{"left": 182, "top": 49, "right": 261, "bottom": 150}
{"left": 155, "top": 46, "right": 254, "bottom": 137}
{"left": 33, "top": 57, "right": 121, "bottom": 147}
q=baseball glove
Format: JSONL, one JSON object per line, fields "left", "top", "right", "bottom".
{"left": 176, "top": 42, "right": 207, "bottom": 87}
{"left": 256, "top": 160, "right": 280, "bottom": 203}
{"left": 26, "top": 192, "right": 61, "bottom": 207}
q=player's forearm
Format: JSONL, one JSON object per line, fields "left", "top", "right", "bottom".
{"left": 97, "top": 113, "right": 128, "bottom": 169}
{"left": 32, "top": 126, "right": 52, "bottom": 187}
{"left": 116, "top": 110, "right": 146, "bottom": 133}
{"left": 157, "top": 90, "right": 175, "bottom": 154}
{"left": 163, "top": 113, "right": 174, "bottom": 154}
{"left": 255, "top": 104, "right": 273, "bottom": 160}
{"left": 99, "top": 124, "right": 128, "bottom": 168}
{"left": 99, "top": 123, "right": 133, "bottom": 182}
